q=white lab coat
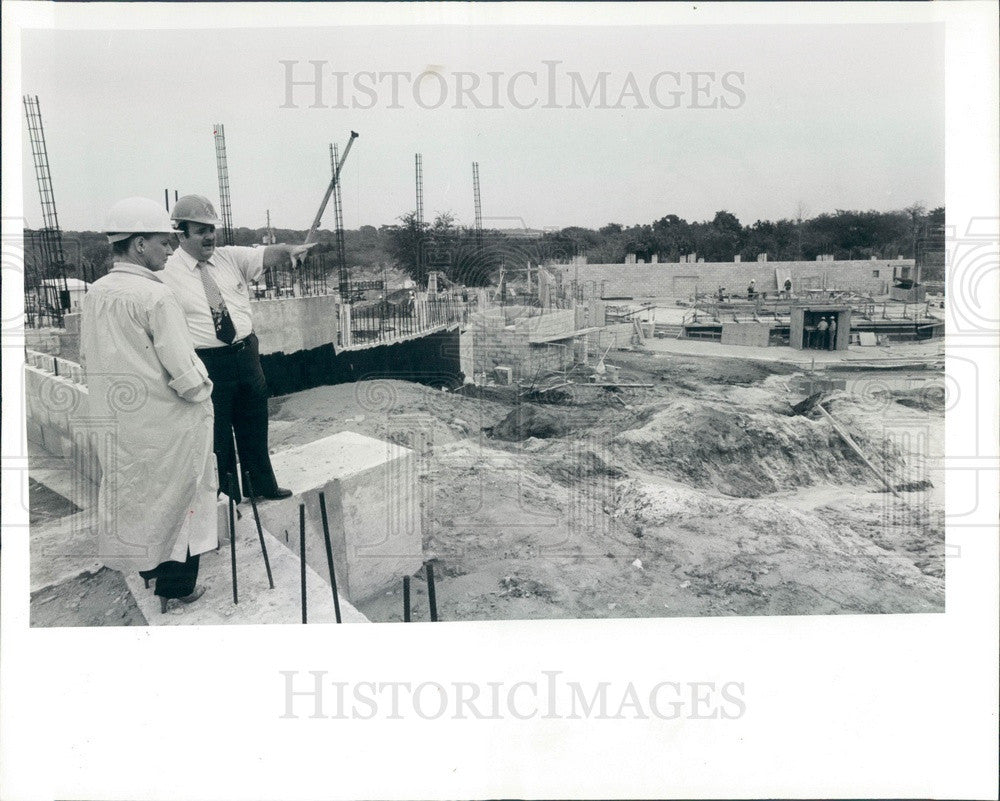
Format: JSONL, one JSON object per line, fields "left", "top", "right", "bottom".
{"left": 81, "top": 263, "right": 218, "bottom": 573}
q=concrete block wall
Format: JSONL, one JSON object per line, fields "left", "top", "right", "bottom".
{"left": 25, "top": 328, "right": 62, "bottom": 355}
{"left": 497, "top": 305, "right": 544, "bottom": 325}
{"left": 24, "top": 362, "right": 102, "bottom": 485}
{"left": 514, "top": 309, "right": 576, "bottom": 342}
{"left": 585, "top": 323, "right": 635, "bottom": 356}
{"left": 470, "top": 322, "right": 571, "bottom": 381}
{"left": 553, "top": 259, "right": 909, "bottom": 299}
{"left": 478, "top": 307, "right": 508, "bottom": 328}
{"left": 465, "top": 307, "right": 577, "bottom": 381}
{"left": 573, "top": 299, "right": 608, "bottom": 330}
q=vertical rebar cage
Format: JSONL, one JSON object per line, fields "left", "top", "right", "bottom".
{"left": 213, "top": 123, "right": 235, "bottom": 247}
{"left": 23, "top": 94, "right": 69, "bottom": 328}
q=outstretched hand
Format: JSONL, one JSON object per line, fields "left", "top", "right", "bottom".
{"left": 290, "top": 242, "right": 317, "bottom": 268}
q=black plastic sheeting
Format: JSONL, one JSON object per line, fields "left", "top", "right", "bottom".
{"left": 260, "top": 327, "right": 463, "bottom": 397}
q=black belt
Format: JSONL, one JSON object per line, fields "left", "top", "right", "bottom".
{"left": 196, "top": 334, "right": 252, "bottom": 354}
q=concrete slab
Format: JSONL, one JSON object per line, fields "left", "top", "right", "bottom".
{"left": 641, "top": 333, "right": 943, "bottom": 368}
{"left": 516, "top": 309, "right": 576, "bottom": 343}
{"left": 124, "top": 512, "right": 369, "bottom": 625}
{"left": 255, "top": 431, "right": 422, "bottom": 603}
{"left": 27, "top": 431, "right": 372, "bottom": 625}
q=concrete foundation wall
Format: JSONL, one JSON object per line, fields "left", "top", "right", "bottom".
{"left": 260, "top": 327, "right": 462, "bottom": 395}
{"left": 251, "top": 295, "right": 340, "bottom": 356}
{"left": 585, "top": 323, "right": 635, "bottom": 355}
{"left": 514, "top": 309, "right": 576, "bottom": 342}
{"left": 889, "top": 285, "right": 927, "bottom": 302}
{"left": 720, "top": 322, "right": 772, "bottom": 347}
{"left": 257, "top": 432, "right": 423, "bottom": 603}
{"left": 554, "top": 260, "right": 910, "bottom": 298}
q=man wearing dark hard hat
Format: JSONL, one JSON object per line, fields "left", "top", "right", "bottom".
{"left": 82, "top": 197, "right": 216, "bottom": 612}
{"left": 161, "top": 194, "right": 314, "bottom": 503}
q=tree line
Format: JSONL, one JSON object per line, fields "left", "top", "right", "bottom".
{"left": 541, "top": 205, "right": 945, "bottom": 269}
{"left": 25, "top": 203, "right": 945, "bottom": 288}
{"left": 379, "top": 204, "right": 946, "bottom": 286}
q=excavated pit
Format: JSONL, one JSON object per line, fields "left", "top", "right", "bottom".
{"left": 346, "top": 351, "right": 944, "bottom": 622}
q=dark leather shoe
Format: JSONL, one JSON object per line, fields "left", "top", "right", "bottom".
{"left": 160, "top": 585, "right": 206, "bottom": 613}
{"left": 250, "top": 487, "right": 293, "bottom": 502}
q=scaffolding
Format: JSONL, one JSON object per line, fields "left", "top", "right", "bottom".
{"left": 213, "top": 123, "right": 235, "bottom": 246}
{"left": 415, "top": 153, "right": 424, "bottom": 278}
{"left": 415, "top": 153, "right": 424, "bottom": 226}
{"left": 331, "top": 142, "right": 348, "bottom": 297}
{"left": 23, "top": 94, "right": 69, "bottom": 327}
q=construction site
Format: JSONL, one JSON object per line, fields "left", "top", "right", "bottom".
{"left": 22, "top": 99, "right": 946, "bottom": 627}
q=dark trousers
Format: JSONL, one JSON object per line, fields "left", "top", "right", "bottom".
{"left": 195, "top": 333, "right": 279, "bottom": 502}
{"left": 140, "top": 552, "right": 200, "bottom": 599}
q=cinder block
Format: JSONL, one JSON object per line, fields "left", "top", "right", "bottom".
{"left": 254, "top": 432, "right": 422, "bottom": 603}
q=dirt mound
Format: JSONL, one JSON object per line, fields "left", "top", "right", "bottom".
{"left": 614, "top": 397, "right": 905, "bottom": 497}
{"left": 613, "top": 352, "right": 795, "bottom": 388}
{"left": 541, "top": 448, "right": 627, "bottom": 486}
{"left": 693, "top": 359, "right": 795, "bottom": 386}
{"left": 892, "top": 386, "right": 946, "bottom": 413}
{"left": 487, "top": 404, "right": 570, "bottom": 441}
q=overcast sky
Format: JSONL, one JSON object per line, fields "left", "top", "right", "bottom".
{"left": 20, "top": 23, "right": 943, "bottom": 232}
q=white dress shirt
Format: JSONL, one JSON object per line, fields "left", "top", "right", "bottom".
{"left": 161, "top": 245, "right": 266, "bottom": 348}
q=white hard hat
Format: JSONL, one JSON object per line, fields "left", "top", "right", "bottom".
{"left": 170, "top": 194, "right": 222, "bottom": 227}
{"left": 105, "top": 197, "right": 175, "bottom": 243}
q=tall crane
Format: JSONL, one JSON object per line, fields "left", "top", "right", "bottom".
{"left": 472, "top": 161, "right": 483, "bottom": 257}
{"left": 23, "top": 94, "right": 69, "bottom": 323}
{"left": 213, "top": 123, "right": 235, "bottom": 246}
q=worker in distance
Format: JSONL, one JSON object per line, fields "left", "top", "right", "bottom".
{"left": 81, "top": 197, "right": 217, "bottom": 613}
{"left": 160, "top": 195, "right": 314, "bottom": 504}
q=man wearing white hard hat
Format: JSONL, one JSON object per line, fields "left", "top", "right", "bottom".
{"left": 81, "top": 197, "right": 217, "bottom": 612}
{"left": 160, "top": 195, "right": 314, "bottom": 503}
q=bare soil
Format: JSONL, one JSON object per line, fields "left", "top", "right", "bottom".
{"left": 30, "top": 349, "right": 943, "bottom": 626}
{"left": 268, "top": 351, "right": 944, "bottom": 622}
{"left": 31, "top": 568, "right": 146, "bottom": 627}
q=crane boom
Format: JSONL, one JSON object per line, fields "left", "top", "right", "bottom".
{"left": 305, "top": 130, "right": 358, "bottom": 244}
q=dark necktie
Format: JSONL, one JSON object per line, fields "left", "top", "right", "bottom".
{"left": 197, "top": 261, "right": 236, "bottom": 344}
